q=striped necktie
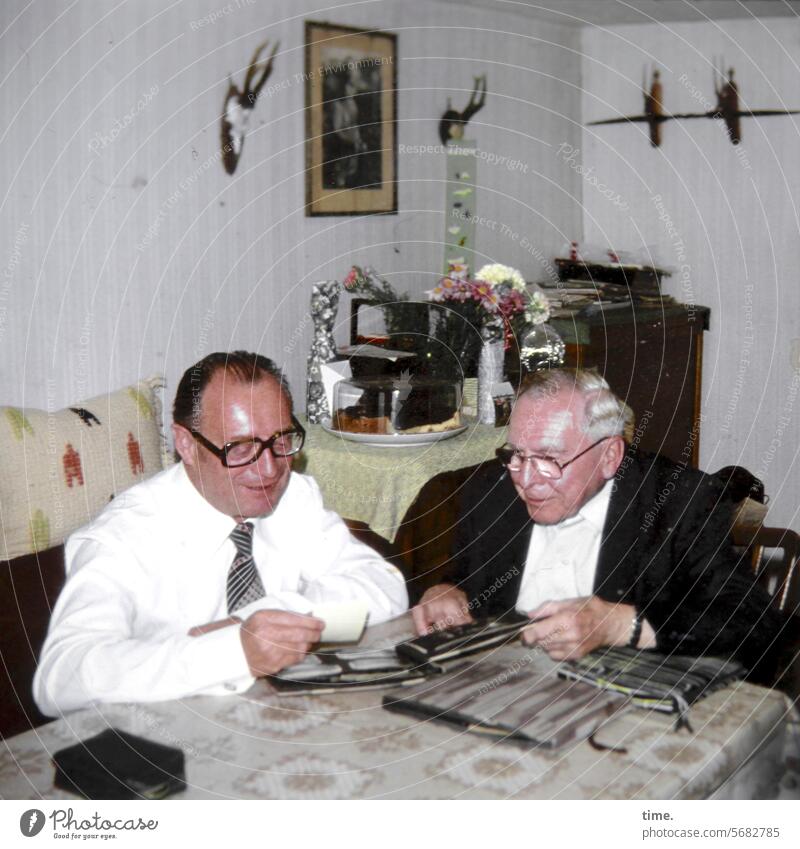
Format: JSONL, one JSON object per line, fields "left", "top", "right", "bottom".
{"left": 227, "top": 522, "right": 266, "bottom": 614}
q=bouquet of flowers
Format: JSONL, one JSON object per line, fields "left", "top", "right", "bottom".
{"left": 428, "top": 263, "right": 550, "bottom": 375}
{"left": 342, "top": 265, "right": 428, "bottom": 348}
{"left": 342, "top": 265, "right": 405, "bottom": 307}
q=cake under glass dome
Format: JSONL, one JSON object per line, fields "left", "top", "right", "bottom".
{"left": 331, "top": 376, "right": 462, "bottom": 435}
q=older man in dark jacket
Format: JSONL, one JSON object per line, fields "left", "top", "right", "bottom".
{"left": 413, "top": 369, "right": 786, "bottom": 677}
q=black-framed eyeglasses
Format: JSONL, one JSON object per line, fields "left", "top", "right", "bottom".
{"left": 191, "top": 415, "right": 306, "bottom": 468}
{"left": 495, "top": 437, "right": 610, "bottom": 480}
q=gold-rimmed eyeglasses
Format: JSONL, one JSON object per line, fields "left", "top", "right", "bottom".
{"left": 495, "top": 437, "right": 609, "bottom": 480}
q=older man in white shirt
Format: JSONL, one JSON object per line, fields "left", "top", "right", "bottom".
{"left": 34, "top": 351, "right": 407, "bottom": 716}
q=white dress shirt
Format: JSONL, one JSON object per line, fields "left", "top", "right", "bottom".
{"left": 515, "top": 480, "right": 613, "bottom": 614}
{"left": 33, "top": 463, "right": 408, "bottom": 716}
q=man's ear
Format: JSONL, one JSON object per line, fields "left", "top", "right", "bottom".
{"left": 172, "top": 423, "right": 197, "bottom": 467}
{"left": 600, "top": 435, "right": 626, "bottom": 479}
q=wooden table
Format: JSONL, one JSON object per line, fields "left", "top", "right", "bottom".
{"left": 298, "top": 423, "right": 507, "bottom": 542}
{"left": 1, "top": 616, "right": 793, "bottom": 800}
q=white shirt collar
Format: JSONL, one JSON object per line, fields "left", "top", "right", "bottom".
{"left": 555, "top": 477, "right": 613, "bottom": 531}
{"left": 172, "top": 462, "right": 302, "bottom": 552}
{"left": 577, "top": 477, "right": 614, "bottom": 531}
{"left": 172, "top": 462, "right": 239, "bottom": 554}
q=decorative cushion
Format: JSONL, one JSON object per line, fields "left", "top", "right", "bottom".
{"left": 0, "top": 377, "right": 167, "bottom": 560}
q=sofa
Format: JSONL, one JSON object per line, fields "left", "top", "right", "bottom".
{"left": 0, "top": 378, "right": 169, "bottom": 738}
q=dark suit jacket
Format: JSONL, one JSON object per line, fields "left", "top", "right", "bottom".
{"left": 445, "top": 448, "right": 785, "bottom": 672}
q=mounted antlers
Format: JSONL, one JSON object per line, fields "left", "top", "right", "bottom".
{"left": 439, "top": 75, "right": 488, "bottom": 145}
{"left": 220, "top": 40, "right": 280, "bottom": 175}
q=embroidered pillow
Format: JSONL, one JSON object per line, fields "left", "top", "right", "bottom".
{"left": 0, "top": 377, "right": 168, "bottom": 560}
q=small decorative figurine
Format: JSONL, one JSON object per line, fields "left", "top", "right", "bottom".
{"left": 306, "top": 280, "right": 340, "bottom": 424}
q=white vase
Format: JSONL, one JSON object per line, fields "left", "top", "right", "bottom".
{"left": 477, "top": 318, "right": 504, "bottom": 425}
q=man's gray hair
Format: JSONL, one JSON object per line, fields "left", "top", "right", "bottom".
{"left": 518, "top": 368, "right": 633, "bottom": 439}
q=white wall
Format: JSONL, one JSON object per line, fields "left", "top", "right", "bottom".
{"left": 0, "top": 0, "right": 582, "bottom": 421}
{"left": 581, "top": 18, "right": 800, "bottom": 529}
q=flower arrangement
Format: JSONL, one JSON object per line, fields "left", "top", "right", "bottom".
{"left": 429, "top": 263, "right": 550, "bottom": 366}
{"left": 342, "top": 265, "right": 407, "bottom": 306}
{"left": 339, "top": 262, "right": 552, "bottom": 379}
{"left": 341, "top": 265, "right": 427, "bottom": 347}
{"left": 431, "top": 264, "right": 549, "bottom": 326}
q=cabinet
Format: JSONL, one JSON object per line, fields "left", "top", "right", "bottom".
{"left": 548, "top": 303, "right": 709, "bottom": 467}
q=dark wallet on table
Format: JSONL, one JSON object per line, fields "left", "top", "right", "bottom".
{"left": 270, "top": 615, "right": 531, "bottom": 694}
{"left": 559, "top": 647, "right": 746, "bottom": 730}
{"left": 52, "top": 729, "right": 186, "bottom": 799}
{"left": 270, "top": 646, "right": 427, "bottom": 694}
{"left": 395, "top": 613, "right": 531, "bottom": 669}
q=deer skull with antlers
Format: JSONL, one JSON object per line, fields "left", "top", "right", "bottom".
{"left": 220, "top": 40, "right": 279, "bottom": 175}
{"left": 439, "top": 75, "right": 488, "bottom": 145}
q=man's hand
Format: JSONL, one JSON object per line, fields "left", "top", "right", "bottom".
{"left": 412, "top": 583, "right": 472, "bottom": 635}
{"left": 239, "top": 610, "right": 325, "bottom": 677}
{"left": 522, "top": 597, "right": 651, "bottom": 660}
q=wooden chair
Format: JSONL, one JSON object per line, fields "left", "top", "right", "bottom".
{"left": 731, "top": 522, "right": 800, "bottom": 702}
{"left": 732, "top": 524, "right": 800, "bottom": 616}
{"left": 393, "top": 463, "right": 489, "bottom": 604}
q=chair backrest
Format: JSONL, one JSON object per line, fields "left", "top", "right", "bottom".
{"left": 733, "top": 525, "right": 800, "bottom": 615}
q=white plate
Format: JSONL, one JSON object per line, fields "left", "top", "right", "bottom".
{"left": 320, "top": 419, "right": 468, "bottom": 447}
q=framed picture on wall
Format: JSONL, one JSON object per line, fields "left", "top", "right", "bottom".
{"left": 305, "top": 21, "right": 397, "bottom": 216}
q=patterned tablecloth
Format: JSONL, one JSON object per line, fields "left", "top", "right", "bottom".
{"left": 298, "top": 423, "right": 508, "bottom": 542}
{"left": 1, "top": 617, "right": 793, "bottom": 800}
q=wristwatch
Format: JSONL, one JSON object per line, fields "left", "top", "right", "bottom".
{"left": 627, "top": 609, "right": 643, "bottom": 649}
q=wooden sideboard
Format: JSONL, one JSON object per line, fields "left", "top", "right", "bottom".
{"left": 548, "top": 302, "right": 709, "bottom": 467}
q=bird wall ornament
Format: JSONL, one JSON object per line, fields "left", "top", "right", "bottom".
{"left": 588, "top": 61, "right": 799, "bottom": 148}
{"left": 220, "top": 40, "right": 279, "bottom": 174}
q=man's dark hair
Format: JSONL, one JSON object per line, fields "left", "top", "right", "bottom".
{"left": 173, "top": 351, "right": 291, "bottom": 431}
